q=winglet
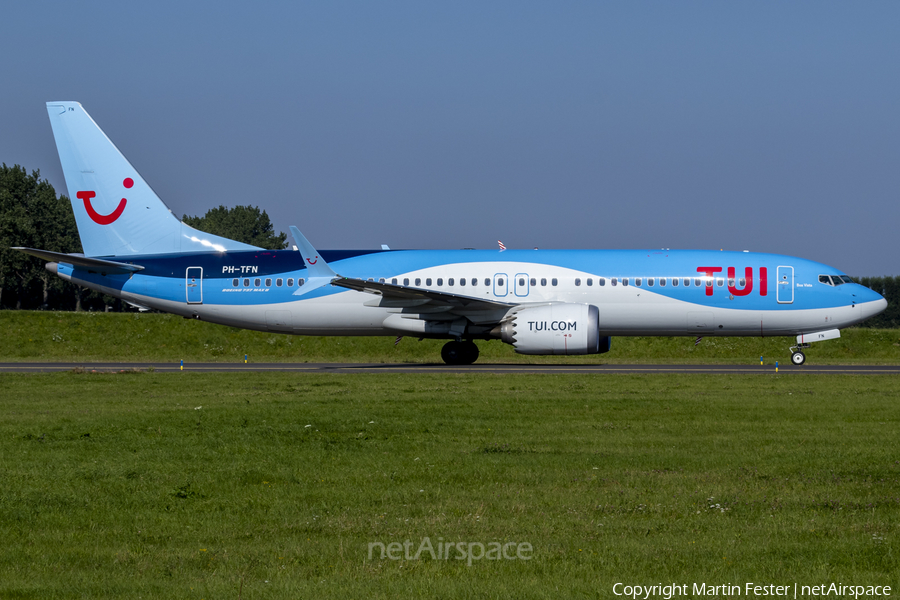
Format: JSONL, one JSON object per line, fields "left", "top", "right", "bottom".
{"left": 290, "top": 226, "right": 336, "bottom": 278}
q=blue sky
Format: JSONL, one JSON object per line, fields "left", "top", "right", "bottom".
{"left": 2, "top": 1, "right": 898, "bottom": 275}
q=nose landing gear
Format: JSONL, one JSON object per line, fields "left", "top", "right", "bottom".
{"left": 441, "top": 340, "right": 480, "bottom": 365}
{"left": 786, "top": 329, "right": 841, "bottom": 366}
{"left": 789, "top": 341, "right": 811, "bottom": 366}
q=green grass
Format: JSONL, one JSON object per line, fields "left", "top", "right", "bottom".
{"left": 0, "top": 372, "right": 898, "bottom": 598}
{"left": 1, "top": 311, "right": 899, "bottom": 363}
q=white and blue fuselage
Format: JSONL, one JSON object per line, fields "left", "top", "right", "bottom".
{"left": 20, "top": 102, "right": 887, "bottom": 365}
{"left": 51, "top": 247, "right": 884, "bottom": 340}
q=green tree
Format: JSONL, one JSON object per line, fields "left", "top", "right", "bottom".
{"left": 182, "top": 205, "right": 287, "bottom": 250}
{"left": 0, "top": 164, "right": 82, "bottom": 309}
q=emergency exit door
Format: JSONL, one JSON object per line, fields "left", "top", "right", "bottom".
{"left": 186, "top": 267, "right": 203, "bottom": 304}
{"left": 776, "top": 266, "right": 793, "bottom": 304}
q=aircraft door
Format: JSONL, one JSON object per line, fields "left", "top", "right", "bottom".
{"left": 493, "top": 273, "right": 508, "bottom": 297}
{"left": 776, "top": 266, "right": 793, "bottom": 304}
{"left": 514, "top": 273, "right": 529, "bottom": 297}
{"left": 186, "top": 267, "right": 203, "bottom": 304}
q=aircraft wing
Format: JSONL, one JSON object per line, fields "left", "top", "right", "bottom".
{"left": 331, "top": 276, "right": 516, "bottom": 311}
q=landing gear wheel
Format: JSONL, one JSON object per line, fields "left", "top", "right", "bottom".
{"left": 791, "top": 351, "right": 806, "bottom": 366}
{"left": 441, "top": 340, "right": 479, "bottom": 365}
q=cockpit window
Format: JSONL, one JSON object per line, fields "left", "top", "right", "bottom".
{"left": 821, "top": 274, "right": 854, "bottom": 286}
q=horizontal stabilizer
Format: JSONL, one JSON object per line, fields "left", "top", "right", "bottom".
{"left": 13, "top": 247, "right": 144, "bottom": 274}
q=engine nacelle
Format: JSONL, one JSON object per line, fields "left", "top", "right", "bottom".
{"left": 496, "top": 303, "right": 609, "bottom": 355}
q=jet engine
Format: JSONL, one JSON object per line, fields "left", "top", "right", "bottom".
{"left": 494, "top": 303, "right": 610, "bottom": 355}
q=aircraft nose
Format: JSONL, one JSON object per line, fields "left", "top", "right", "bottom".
{"left": 870, "top": 296, "right": 888, "bottom": 315}
{"left": 855, "top": 287, "right": 888, "bottom": 321}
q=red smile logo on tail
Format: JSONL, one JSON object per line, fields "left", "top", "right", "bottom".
{"left": 77, "top": 177, "right": 132, "bottom": 225}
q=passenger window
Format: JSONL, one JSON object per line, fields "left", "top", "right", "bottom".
{"left": 460, "top": 278, "right": 466, "bottom": 286}
{"left": 497, "top": 278, "right": 504, "bottom": 286}
{"left": 426, "top": 278, "right": 432, "bottom": 286}
{"left": 611, "top": 277, "right": 617, "bottom": 286}
{"left": 648, "top": 278, "right": 654, "bottom": 287}
{"left": 276, "top": 278, "right": 283, "bottom": 287}
{"left": 739, "top": 278, "right": 745, "bottom": 286}
{"left": 254, "top": 278, "right": 261, "bottom": 287}
{"left": 716, "top": 278, "right": 724, "bottom": 287}
{"left": 575, "top": 278, "right": 581, "bottom": 286}
{"left": 587, "top": 278, "right": 593, "bottom": 286}
{"left": 437, "top": 278, "right": 443, "bottom": 286}
{"left": 391, "top": 278, "right": 398, "bottom": 285}
{"left": 659, "top": 278, "right": 665, "bottom": 287}
{"left": 551, "top": 278, "right": 558, "bottom": 286}
{"left": 415, "top": 278, "right": 421, "bottom": 286}
{"left": 530, "top": 278, "right": 536, "bottom": 286}
{"left": 287, "top": 278, "right": 294, "bottom": 287}
{"left": 519, "top": 278, "right": 525, "bottom": 286}
{"left": 471, "top": 278, "right": 477, "bottom": 286}
{"left": 727, "top": 277, "right": 735, "bottom": 287}
{"left": 623, "top": 278, "right": 629, "bottom": 286}
{"left": 243, "top": 278, "right": 250, "bottom": 287}
{"left": 541, "top": 278, "right": 547, "bottom": 286}
{"left": 379, "top": 278, "right": 385, "bottom": 283}
{"left": 695, "top": 278, "right": 703, "bottom": 287}
{"left": 403, "top": 278, "right": 410, "bottom": 286}
{"left": 671, "top": 278, "right": 678, "bottom": 287}
{"left": 232, "top": 278, "right": 239, "bottom": 287}
{"left": 635, "top": 278, "right": 642, "bottom": 287}
{"left": 484, "top": 278, "right": 490, "bottom": 286}
{"left": 265, "top": 278, "right": 272, "bottom": 287}
{"left": 298, "top": 278, "right": 305, "bottom": 287}
{"left": 598, "top": 277, "right": 606, "bottom": 286}
{"left": 449, "top": 278, "right": 455, "bottom": 286}
{"left": 685, "top": 278, "right": 691, "bottom": 287}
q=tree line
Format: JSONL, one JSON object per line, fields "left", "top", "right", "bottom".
{"left": 1, "top": 163, "right": 898, "bottom": 325}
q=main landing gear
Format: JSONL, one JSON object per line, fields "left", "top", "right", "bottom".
{"left": 441, "top": 340, "right": 479, "bottom": 365}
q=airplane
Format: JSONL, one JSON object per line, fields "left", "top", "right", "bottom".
{"left": 15, "top": 102, "right": 887, "bottom": 365}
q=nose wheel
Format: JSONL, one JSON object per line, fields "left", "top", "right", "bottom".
{"left": 788, "top": 342, "right": 810, "bottom": 366}
{"left": 441, "top": 340, "right": 479, "bottom": 365}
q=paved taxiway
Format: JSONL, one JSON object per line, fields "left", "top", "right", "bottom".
{"left": 1, "top": 362, "right": 898, "bottom": 374}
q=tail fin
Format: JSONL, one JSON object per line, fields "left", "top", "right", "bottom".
{"left": 46, "top": 102, "right": 259, "bottom": 257}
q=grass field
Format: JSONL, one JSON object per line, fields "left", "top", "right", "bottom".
{"left": 1, "top": 311, "right": 898, "bottom": 364}
{"left": 1, "top": 371, "right": 898, "bottom": 598}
